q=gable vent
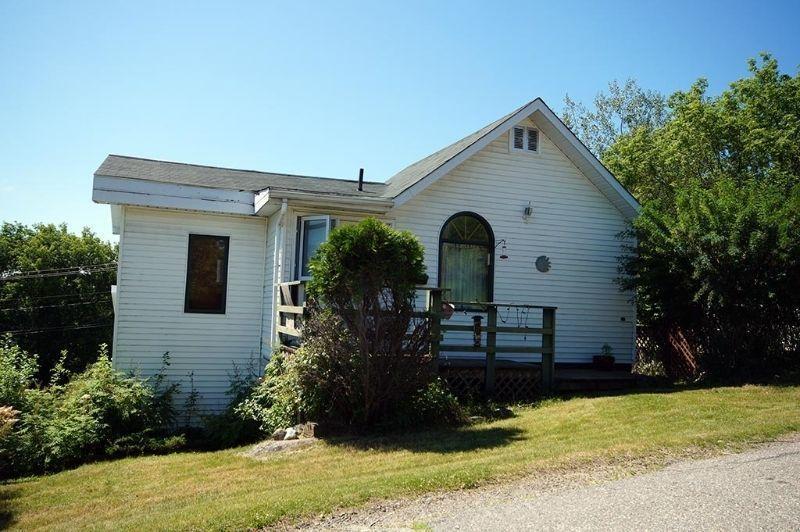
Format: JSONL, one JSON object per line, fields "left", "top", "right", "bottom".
{"left": 527, "top": 128, "right": 538, "bottom": 152}
{"left": 513, "top": 127, "right": 524, "bottom": 150}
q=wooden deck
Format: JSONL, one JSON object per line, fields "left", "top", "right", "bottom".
{"left": 274, "top": 281, "right": 638, "bottom": 399}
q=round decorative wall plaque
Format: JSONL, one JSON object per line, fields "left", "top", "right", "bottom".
{"left": 535, "top": 255, "right": 551, "bottom": 273}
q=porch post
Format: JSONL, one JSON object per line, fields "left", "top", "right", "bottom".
{"left": 484, "top": 304, "right": 497, "bottom": 396}
{"left": 427, "top": 288, "right": 443, "bottom": 370}
{"left": 541, "top": 308, "right": 556, "bottom": 394}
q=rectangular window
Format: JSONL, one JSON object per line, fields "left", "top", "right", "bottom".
{"left": 184, "top": 234, "right": 230, "bottom": 314}
{"left": 510, "top": 126, "right": 539, "bottom": 153}
{"left": 298, "top": 215, "right": 331, "bottom": 279}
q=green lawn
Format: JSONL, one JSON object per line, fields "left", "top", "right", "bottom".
{"left": 2, "top": 385, "right": 799, "bottom": 530}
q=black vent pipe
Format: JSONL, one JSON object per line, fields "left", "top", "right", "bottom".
{"left": 358, "top": 168, "right": 364, "bottom": 191}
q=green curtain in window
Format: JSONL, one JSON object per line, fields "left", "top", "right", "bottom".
{"left": 441, "top": 242, "right": 489, "bottom": 303}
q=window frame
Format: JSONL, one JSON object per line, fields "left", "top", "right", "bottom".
{"left": 437, "top": 211, "right": 495, "bottom": 308}
{"left": 297, "top": 214, "right": 332, "bottom": 281}
{"left": 509, "top": 126, "right": 540, "bottom": 154}
{"left": 183, "top": 233, "right": 231, "bottom": 315}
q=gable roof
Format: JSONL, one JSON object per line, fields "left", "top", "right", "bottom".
{"left": 383, "top": 98, "right": 640, "bottom": 219}
{"left": 381, "top": 103, "right": 527, "bottom": 198}
{"left": 95, "top": 155, "right": 388, "bottom": 198}
{"left": 95, "top": 98, "right": 640, "bottom": 219}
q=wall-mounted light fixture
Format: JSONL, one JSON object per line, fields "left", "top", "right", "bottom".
{"left": 523, "top": 201, "right": 533, "bottom": 221}
{"left": 495, "top": 239, "right": 509, "bottom": 260}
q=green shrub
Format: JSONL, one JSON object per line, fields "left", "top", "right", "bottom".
{"left": 239, "top": 218, "right": 465, "bottom": 434}
{"left": 390, "top": 378, "right": 466, "bottom": 429}
{"left": 0, "top": 342, "right": 182, "bottom": 477}
{"left": 236, "top": 346, "right": 325, "bottom": 433}
{"left": 621, "top": 178, "right": 800, "bottom": 379}
{"left": 0, "top": 335, "right": 38, "bottom": 409}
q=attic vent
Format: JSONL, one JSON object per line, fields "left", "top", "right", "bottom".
{"left": 510, "top": 126, "right": 539, "bottom": 154}
{"left": 527, "top": 128, "right": 538, "bottom": 151}
{"left": 513, "top": 127, "right": 524, "bottom": 150}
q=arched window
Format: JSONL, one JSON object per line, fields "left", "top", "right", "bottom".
{"left": 438, "top": 212, "right": 494, "bottom": 305}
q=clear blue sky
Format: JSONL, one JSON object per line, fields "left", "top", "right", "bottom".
{"left": 2, "top": 0, "right": 798, "bottom": 241}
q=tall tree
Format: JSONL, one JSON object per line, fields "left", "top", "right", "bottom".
{"left": 0, "top": 223, "right": 117, "bottom": 378}
{"left": 600, "top": 54, "right": 800, "bottom": 204}
{"left": 606, "top": 54, "right": 800, "bottom": 378}
{"left": 562, "top": 79, "right": 668, "bottom": 158}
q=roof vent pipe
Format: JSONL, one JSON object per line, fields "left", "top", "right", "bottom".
{"left": 358, "top": 168, "right": 364, "bottom": 191}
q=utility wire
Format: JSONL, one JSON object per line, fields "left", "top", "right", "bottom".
{"left": 0, "top": 263, "right": 117, "bottom": 282}
{"left": 0, "top": 297, "right": 112, "bottom": 312}
{"left": 0, "top": 323, "right": 113, "bottom": 336}
{"left": 0, "top": 262, "right": 117, "bottom": 276}
{"left": 0, "top": 290, "right": 112, "bottom": 304}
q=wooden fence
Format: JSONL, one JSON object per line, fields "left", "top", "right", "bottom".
{"left": 275, "top": 283, "right": 556, "bottom": 395}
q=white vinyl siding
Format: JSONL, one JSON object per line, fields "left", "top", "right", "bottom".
{"left": 392, "top": 116, "right": 636, "bottom": 364}
{"left": 112, "top": 206, "right": 268, "bottom": 414}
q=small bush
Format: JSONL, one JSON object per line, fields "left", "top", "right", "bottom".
{"left": 0, "top": 336, "right": 38, "bottom": 409}
{"left": 390, "top": 378, "right": 466, "bottom": 429}
{"left": 0, "top": 341, "right": 181, "bottom": 478}
{"left": 236, "top": 346, "right": 323, "bottom": 433}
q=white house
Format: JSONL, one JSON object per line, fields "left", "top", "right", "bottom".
{"left": 93, "top": 98, "right": 640, "bottom": 411}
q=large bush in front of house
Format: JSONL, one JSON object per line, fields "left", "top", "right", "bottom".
{"left": 0, "top": 337, "right": 182, "bottom": 478}
{"left": 238, "top": 218, "right": 464, "bottom": 432}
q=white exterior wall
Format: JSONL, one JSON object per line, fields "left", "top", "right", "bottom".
{"left": 113, "top": 206, "right": 268, "bottom": 413}
{"left": 391, "top": 117, "right": 636, "bottom": 364}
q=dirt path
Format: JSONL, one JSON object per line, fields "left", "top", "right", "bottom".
{"left": 296, "top": 434, "right": 800, "bottom": 531}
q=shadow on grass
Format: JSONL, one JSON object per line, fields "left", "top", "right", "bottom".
{"left": 0, "top": 486, "right": 19, "bottom": 529}
{"left": 327, "top": 425, "right": 525, "bottom": 454}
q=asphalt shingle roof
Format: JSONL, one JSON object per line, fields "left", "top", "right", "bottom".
{"left": 381, "top": 102, "right": 530, "bottom": 198}
{"left": 95, "top": 155, "right": 388, "bottom": 197}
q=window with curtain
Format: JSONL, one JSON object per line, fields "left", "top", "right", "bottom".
{"left": 439, "top": 212, "right": 493, "bottom": 305}
{"left": 184, "top": 234, "right": 230, "bottom": 313}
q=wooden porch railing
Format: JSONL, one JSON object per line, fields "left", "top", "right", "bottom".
{"left": 275, "top": 280, "right": 305, "bottom": 342}
{"left": 275, "top": 282, "right": 556, "bottom": 395}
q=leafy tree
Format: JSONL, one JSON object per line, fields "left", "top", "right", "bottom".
{"left": 563, "top": 79, "right": 668, "bottom": 158}
{"left": 601, "top": 54, "right": 800, "bottom": 204}
{"left": 0, "top": 223, "right": 117, "bottom": 378}
{"left": 582, "top": 54, "right": 800, "bottom": 379}
{"left": 620, "top": 179, "right": 800, "bottom": 378}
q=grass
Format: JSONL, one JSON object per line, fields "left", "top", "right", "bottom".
{"left": 2, "top": 385, "right": 800, "bottom": 530}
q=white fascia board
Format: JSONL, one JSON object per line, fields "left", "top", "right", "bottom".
{"left": 533, "top": 102, "right": 641, "bottom": 218}
{"left": 392, "top": 99, "right": 641, "bottom": 220}
{"left": 256, "top": 189, "right": 394, "bottom": 216}
{"left": 93, "top": 175, "right": 256, "bottom": 216}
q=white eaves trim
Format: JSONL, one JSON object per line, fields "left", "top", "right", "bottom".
{"left": 92, "top": 175, "right": 255, "bottom": 216}
{"left": 255, "top": 189, "right": 394, "bottom": 216}
{"left": 392, "top": 99, "right": 641, "bottom": 220}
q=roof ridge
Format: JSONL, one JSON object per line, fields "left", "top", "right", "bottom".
{"left": 103, "top": 154, "right": 386, "bottom": 185}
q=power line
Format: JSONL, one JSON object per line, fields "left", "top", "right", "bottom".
{"left": 0, "top": 323, "right": 113, "bottom": 336}
{"left": 0, "top": 290, "right": 112, "bottom": 304}
{"left": 0, "top": 262, "right": 117, "bottom": 276}
{"left": 0, "top": 263, "right": 117, "bottom": 282}
{"left": 0, "top": 297, "right": 112, "bottom": 312}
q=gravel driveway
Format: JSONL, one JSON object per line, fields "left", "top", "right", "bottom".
{"left": 305, "top": 435, "right": 800, "bottom": 531}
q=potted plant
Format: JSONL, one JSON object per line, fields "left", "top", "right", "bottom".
{"left": 593, "top": 343, "right": 616, "bottom": 371}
